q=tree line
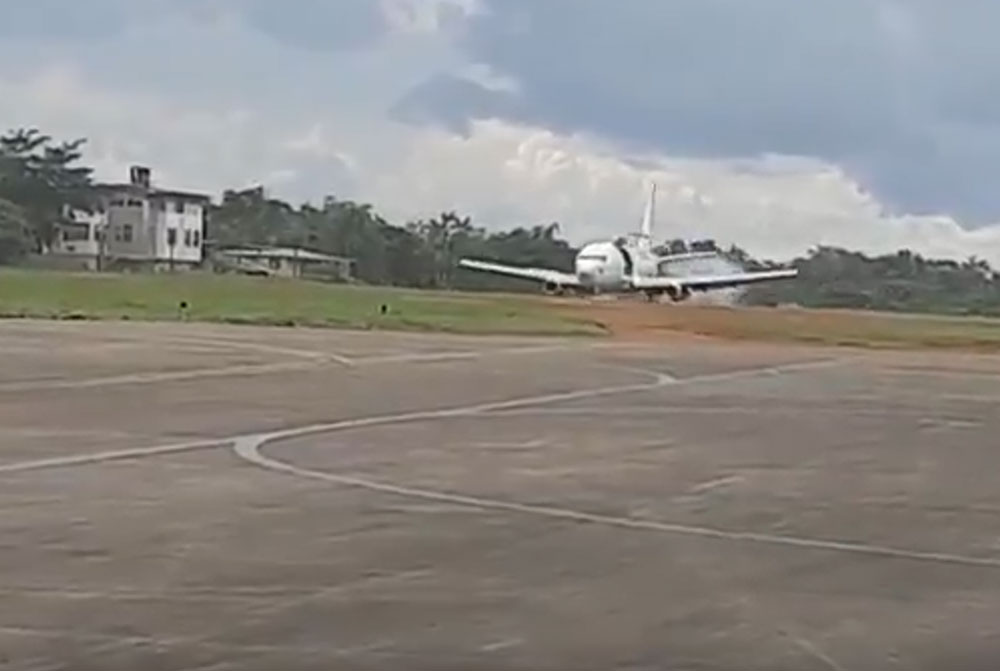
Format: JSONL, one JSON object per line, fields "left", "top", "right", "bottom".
{"left": 3, "top": 126, "right": 1000, "bottom": 316}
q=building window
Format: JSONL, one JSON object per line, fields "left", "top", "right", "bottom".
{"left": 174, "top": 200, "right": 184, "bottom": 214}
{"left": 193, "top": 230, "right": 201, "bottom": 247}
{"left": 61, "top": 223, "right": 89, "bottom": 241}
{"left": 127, "top": 199, "right": 143, "bottom": 208}
{"left": 166, "top": 228, "right": 177, "bottom": 247}
{"left": 184, "top": 229, "right": 192, "bottom": 246}
{"left": 122, "top": 224, "right": 133, "bottom": 242}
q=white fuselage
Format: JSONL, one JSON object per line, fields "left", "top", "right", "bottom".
{"left": 573, "top": 238, "right": 658, "bottom": 292}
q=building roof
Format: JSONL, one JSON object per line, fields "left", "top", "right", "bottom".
{"left": 217, "top": 246, "right": 353, "bottom": 263}
{"left": 94, "top": 183, "right": 212, "bottom": 203}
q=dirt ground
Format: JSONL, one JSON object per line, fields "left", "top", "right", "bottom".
{"left": 551, "top": 296, "right": 1000, "bottom": 350}
{"left": 2, "top": 319, "right": 1000, "bottom": 669}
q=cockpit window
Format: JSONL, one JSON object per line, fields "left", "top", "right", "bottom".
{"left": 578, "top": 254, "right": 607, "bottom": 261}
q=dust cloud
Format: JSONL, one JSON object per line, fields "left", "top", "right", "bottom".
{"left": 658, "top": 254, "right": 747, "bottom": 306}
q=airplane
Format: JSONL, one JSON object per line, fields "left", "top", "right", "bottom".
{"left": 457, "top": 183, "right": 798, "bottom": 302}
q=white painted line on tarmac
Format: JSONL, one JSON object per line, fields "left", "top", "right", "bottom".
{"left": 0, "top": 438, "right": 225, "bottom": 474}
{"left": 236, "top": 437, "right": 1000, "bottom": 569}
{"left": 663, "top": 357, "right": 852, "bottom": 386}
{"left": 158, "top": 334, "right": 349, "bottom": 364}
{"left": 685, "top": 475, "right": 745, "bottom": 495}
{"left": 235, "top": 369, "right": 677, "bottom": 447}
{"left": 778, "top": 628, "right": 847, "bottom": 671}
{"left": 0, "top": 357, "right": 834, "bottom": 481}
{"left": 0, "top": 366, "right": 673, "bottom": 474}
{"left": 482, "top": 407, "right": 987, "bottom": 430}
{"left": 0, "top": 341, "right": 610, "bottom": 392}
{"left": 348, "top": 341, "right": 616, "bottom": 365}
{"left": 230, "top": 357, "right": 1000, "bottom": 570}
{"left": 0, "top": 360, "right": 320, "bottom": 392}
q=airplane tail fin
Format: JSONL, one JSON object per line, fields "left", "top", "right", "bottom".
{"left": 639, "top": 182, "right": 656, "bottom": 239}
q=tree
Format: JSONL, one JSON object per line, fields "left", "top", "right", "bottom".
{"left": 690, "top": 238, "right": 718, "bottom": 253}
{"left": 738, "top": 245, "right": 1000, "bottom": 315}
{"left": 9, "top": 122, "right": 998, "bottom": 317}
{"left": 0, "top": 198, "right": 30, "bottom": 263}
{"left": 0, "top": 128, "right": 95, "bottom": 252}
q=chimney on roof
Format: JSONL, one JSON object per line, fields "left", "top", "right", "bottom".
{"left": 129, "top": 165, "right": 151, "bottom": 188}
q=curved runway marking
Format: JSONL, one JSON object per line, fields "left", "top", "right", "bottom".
{"left": 237, "top": 440, "right": 1000, "bottom": 570}
{"left": 235, "top": 368, "right": 678, "bottom": 447}
{"left": 0, "top": 358, "right": 837, "bottom": 473}
{"left": 232, "top": 358, "right": 1000, "bottom": 571}
{"left": 0, "top": 366, "right": 674, "bottom": 475}
{"left": 0, "top": 438, "right": 225, "bottom": 474}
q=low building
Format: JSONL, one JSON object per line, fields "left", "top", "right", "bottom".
{"left": 49, "top": 209, "right": 104, "bottom": 269}
{"left": 214, "top": 246, "right": 354, "bottom": 280}
{"left": 50, "top": 165, "right": 210, "bottom": 271}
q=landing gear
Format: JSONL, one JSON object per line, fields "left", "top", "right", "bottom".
{"left": 665, "top": 286, "right": 692, "bottom": 303}
{"left": 544, "top": 282, "right": 565, "bottom": 296}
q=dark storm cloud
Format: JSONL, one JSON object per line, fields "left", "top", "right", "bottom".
{"left": 10, "top": 0, "right": 1000, "bottom": 222}
{"left": 236, "top": 0, "right": 388, "bottom": 52}
{"left": 389, "top": 73, "right": 523, "bottom": 132}
{"left": 0, "top": 0, "right": 389, "bottom": 51}
{"left": 396, "top": 0, "right": 1000, "bottom": 222}
{"left": 0, "top": 0, "right": 135, "bottom": 40}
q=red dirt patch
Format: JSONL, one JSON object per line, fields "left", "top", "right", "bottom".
{"left": 545, "top": 298, "right": 1000, "bottom": 352}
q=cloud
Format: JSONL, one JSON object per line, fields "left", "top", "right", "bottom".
{"left": 444, "top": 0, "right": 1000, "bottom": 224}
{"left": 364, "top": 119, "right": 1000, "bottom": 265}
{"left": 1, "top": 0, "right": 1000, "bottom": 268}
{"left": 380, "top": 0, "right": 484, "bottom": 36}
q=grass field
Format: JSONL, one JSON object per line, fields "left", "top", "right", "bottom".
{"left": 0, "top": 269, "right": 604, "bottom": 336}
{"left": 5, "top": 268, "right": 1000, "bottom": 350}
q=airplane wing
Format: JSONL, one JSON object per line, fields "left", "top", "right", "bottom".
{"left": 457, "top": 258, "right": 582, "bottom": 287}
{"left": 633, "top": 268, "right": 798, "bottom": 292}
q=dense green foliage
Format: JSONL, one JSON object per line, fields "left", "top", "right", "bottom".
{"left": 208, "top": 186, "right": 575, "bottom": 290}
{"left": 3, "top": 126, "right": 1000, "bottom": 316}
{"left": 739, "top": 247, "right": 1000, "bottom": 316}
{"left": 0, "top": 128, "right": 95, "bottom": 256}
{"left": 0, "top": 197, "right": 31, "bottom": 264}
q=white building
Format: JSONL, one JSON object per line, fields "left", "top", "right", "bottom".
{"left": 51, "top": 166, "right": 210, "bottom": 271}
{"left": 52, "top": 208, "right": 103, "bottom": 265}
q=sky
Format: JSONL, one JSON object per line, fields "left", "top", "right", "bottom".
{"left": 2, "top": 0, "right": 1000, "bottom": 264}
